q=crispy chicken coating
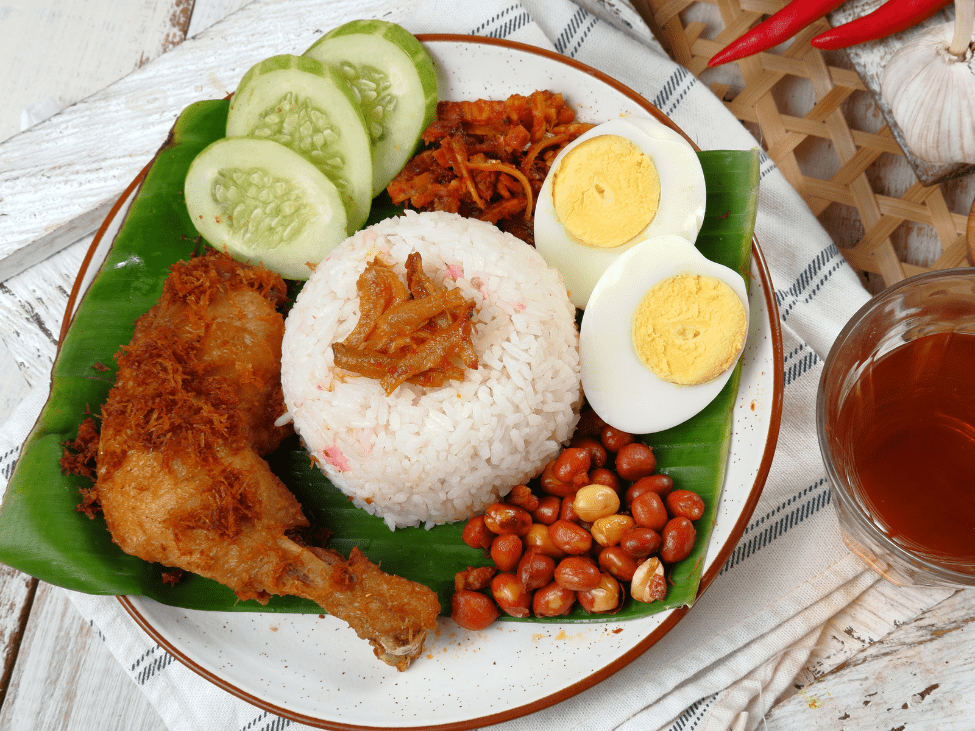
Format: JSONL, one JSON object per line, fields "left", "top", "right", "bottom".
{"left": 90, "top": 250, "right": 439, "bottom": 670}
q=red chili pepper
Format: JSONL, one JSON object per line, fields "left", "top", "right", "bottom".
{"left": 810, "top": 0, "right": 952, "bottom": 49}
{"left": 709, "top": 0, "right": 848, "bottom": 67}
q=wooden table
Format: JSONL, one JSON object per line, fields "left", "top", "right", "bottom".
{"left": 1, "top": 1, "right": 973, "bottom": 729}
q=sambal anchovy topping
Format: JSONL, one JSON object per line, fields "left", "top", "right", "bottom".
{"left": 334, "top": 253, "right": 479, "bottom": 395}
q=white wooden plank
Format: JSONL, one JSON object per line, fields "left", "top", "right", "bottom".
{"left": 0, "top": 0, "right": 416, "bottom": 284}
{"left": 0, "top": 582, "right": 167, "bottom": 731}
{"left": 0, "top": 352, "right": 30, "bottom": 437}
{"left": 0, "top": 568, "right": 36, "bottom": 706}
{"left": 0, "top": 238, "right": 86, "bottom": 393}
{"left": 0, "top": 0, "right": 196, "bottom": 145}
{"left": 787, "top": 580, "right": 953, "bottom": 694}
{"left": 186, "top": 0, "right": 255, "bottom": 37}
{"left": 763, "top": 589, "right": 975, "bottom": 730}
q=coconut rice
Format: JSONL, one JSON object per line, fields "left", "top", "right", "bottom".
{"left": 280, "top": 211, "right": 582, "bottom": 529}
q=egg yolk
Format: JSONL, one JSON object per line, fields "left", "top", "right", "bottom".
{"left": 632, "top": 273, "right": 747, "bottom": 385}
{"left": 551, "top": 134, "right": 661, "bottom": 249}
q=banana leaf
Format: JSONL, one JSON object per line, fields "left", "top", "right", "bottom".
{"left": 0, "top": 99, "right": 759, "bottom": 620}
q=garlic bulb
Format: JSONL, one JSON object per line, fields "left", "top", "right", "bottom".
{"left": 881, "top": 0, "right": 975, "bottom": 165}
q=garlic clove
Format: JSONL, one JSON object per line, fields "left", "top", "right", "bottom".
{"left": 881, "top": 20, "right": 975, "bottom": 165}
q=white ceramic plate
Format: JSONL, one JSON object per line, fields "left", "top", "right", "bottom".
{"left": 70, "top": 35, "right": 783, "bottom": 731}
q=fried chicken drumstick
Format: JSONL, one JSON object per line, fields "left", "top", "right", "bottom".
{"left": 89, "top": 250, "right": 439, "bottom": 670}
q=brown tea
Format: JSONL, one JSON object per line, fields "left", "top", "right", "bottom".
{"left": 835, "top": 331, "right": 975, "bottom": 563}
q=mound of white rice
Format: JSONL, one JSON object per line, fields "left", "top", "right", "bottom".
{"left": 280, "top": 211, "right": 582, "bottom": 529}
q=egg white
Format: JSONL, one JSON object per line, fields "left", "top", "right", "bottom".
{"left": 534, "top": 117, "right": 706, "bottom": 309}
{"left": 579, "top": 235, "right": 749, "bottom": 434}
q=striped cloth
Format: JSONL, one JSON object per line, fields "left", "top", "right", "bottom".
{"left": 0, "top": 1, "right": 881, "bottom": 730}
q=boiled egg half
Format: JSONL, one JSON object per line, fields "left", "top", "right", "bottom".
{"left": 580, "top": 234, "right": 749, "bottom": 434}
{"left": 535, "top": 116, "right": 706, "bottom": 309}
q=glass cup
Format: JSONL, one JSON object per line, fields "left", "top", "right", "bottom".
{"left": 817, "top": 268, "right": 975, "bottom": 587}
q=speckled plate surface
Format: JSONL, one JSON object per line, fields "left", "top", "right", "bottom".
{"left": 79, "top": 35, "right": 782, "bottom": 731}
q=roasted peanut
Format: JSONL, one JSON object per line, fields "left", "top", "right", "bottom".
{"left": 517, "top": 548, "right": 556, "bottom": 591}
{"left": 625, "top": 473, "right": 675, "bottom": 506}
{"left": 490, "top": 572, "right": 531, "bottom": 618}
{"left": 614, "top": 442, "right": 657, "bottom": 481}
{"left": 630, "top": 491, "right": 668, "bottom": 532}
{"left": 523, "top": 523, "right": 566, "bottom": 559}
{"left": 451, "top": 590, "right": 501, "bottom": 630}
{"left": 598, "top": 546, "right": 639, "bottom": 582}
{"left": 631, "top": 557, "right": 667, "bottom": 603}
{"left": 575, "top": 409, "right": 608, "bottom": 439}
{"left": 539, "top": 461, "right": 578, "bottom": 498}
{"left": 531, "top": 495, "right": 562, "bottom": 525}
{"left": 619, "top": 526, "right": 662, "bottom": 560}
{"left": 559, "top": 495, "right": 588, "bottom": 525}
{"left": 554, "top": 556, "right": 602, "bottom": 591}
{"left": 569, "top": 435, "right": 608, "bottom": 468}
{"left": 553, "top": 447, "right": 592, "bottom": 484}
{"left": 483, "top": 502, "right": 532, "bottom": 536}
{"left": 578, "top": 574, "right": 622, "bottom": 614}
{"left": 572, "top": 484, "right": 621, "bottom": 522}
{"left": 490, "top": 534, "right": 523, "bottom": 572}
{"left": 660, "top": 517, "right": 696, "bottom": 564}
{"left": 589, "top": 467, "right": 622, "bottom": 494}
{"left": 666, "top": 489, "right": 705, "bottom": 521}
{"left": 462, "top": 514, "right": 493, "bottom": 551}
{"left": 532, "top": 582, "right": 577, "bottom": 617}
{"left": 549, "top": 519, "right": 593, "bottom": 555}
{"left": 600, "top": 425, "right": 635, "bottom": 453}
{"left": 590, "top": 514, "right": 635, "bottom": 547}
{"left": 506, "top": 484, "right": 540, "bottom": 512}
{"left": 454, "top": 565, "right": 497, "bottom": 592}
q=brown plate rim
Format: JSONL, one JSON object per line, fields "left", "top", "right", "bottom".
{"left": 59, "top": 33, "right": 784, "bottom": 731}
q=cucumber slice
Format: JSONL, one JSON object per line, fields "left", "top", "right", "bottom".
{"left": 184, "top": 136, "right": 348, "bottom": 280}
{"left": 304, "top": 20, "right": 438, "bottom": 196}
{"left": 227, "top": 54, "right": 371, "bottom": 233}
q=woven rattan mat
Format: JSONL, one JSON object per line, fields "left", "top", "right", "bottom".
{"left": 631, "top": 0, "right": 975, "bottom": 292}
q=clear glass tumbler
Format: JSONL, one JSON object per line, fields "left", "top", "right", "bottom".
{"left": 817, "top": 268, "right": 975, "bottom": 587}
